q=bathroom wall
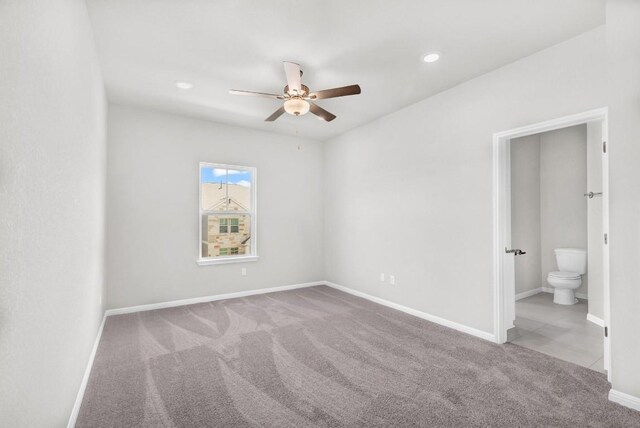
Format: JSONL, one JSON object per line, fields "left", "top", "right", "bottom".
{"left": 540, "top": 125, "right": 588, "bottom": 296}
{"left": 510, "top": 135, "right": 542, "bottom": 295}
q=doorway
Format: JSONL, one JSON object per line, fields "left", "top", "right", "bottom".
{"left": 493, "top": 108, "right": 610, "bottom": 379}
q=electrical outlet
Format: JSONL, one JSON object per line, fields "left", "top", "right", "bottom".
{"left": 241, "top": 268, "right": 247, "bottom": 276}
{"left": 389, "top": 275, "right": 395, "bottom": 285}
{"left": 380, "top": 273, "right": 385, "bottom": 282}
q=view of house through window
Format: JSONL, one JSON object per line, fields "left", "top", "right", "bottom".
{"left": 199, "top": 163, "right": 255, "bottom": 261}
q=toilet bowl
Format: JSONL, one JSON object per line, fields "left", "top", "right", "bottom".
{"left": 547, "top": 248, "right": 587, "bottom": 305}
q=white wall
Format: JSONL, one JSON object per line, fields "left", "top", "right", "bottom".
{"left": 606, "top": 0, "right": 640, "bottom": 401}
{"left": 540, "top": 125, "right": 588, "bottom": 296}
{"left": 0, "top": 1, "right": 106, "bottom": 426}
{"left": 586, "top": 121, "right": 604, "bottom": 319}
{"left": 106, "top": 105, "right": 324, "bottom": 309}
{"left": 510, "top": 135, "right": 542, "bottom": 295}
{"left": 323, "top": 27, "right": 605, "bottom": 334}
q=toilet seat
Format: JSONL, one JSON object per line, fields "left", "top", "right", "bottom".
{"left": 547, "top": 275, "right": 581, "bottom": 289}
{"left": 548, "top": 271, "right": 581, "bottom": 280}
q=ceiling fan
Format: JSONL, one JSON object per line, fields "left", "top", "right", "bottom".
{"left": 229, "top": 61, "right": 361, "bottom": 122}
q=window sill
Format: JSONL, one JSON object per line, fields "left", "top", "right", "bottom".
{"left": 196, "top": 256, "right": 259, "bottom": 266}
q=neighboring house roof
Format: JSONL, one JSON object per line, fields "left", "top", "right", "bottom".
{"left": 202, "top": 183, "right": 250, "bottom": 211}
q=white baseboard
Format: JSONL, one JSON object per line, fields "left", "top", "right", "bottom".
{"left": 609, "top": 389, "right": 640, "bottom": 412}
{"left": 516, "top": 287, "right": 543, "bottom": 300}
{"left": 104, "top": 281, "right": 324, "bottom": 316}
{"left": 586, "top": 313, "right": 605, "bottom": 327}
{"left": 67, "top": 314, "right": 106, "bottom": 428}
{"left": 540, "top": 286, "right": 588, "bottom": 300}
{"left": 324, "top": 281, "right": 497, "bottom": 343}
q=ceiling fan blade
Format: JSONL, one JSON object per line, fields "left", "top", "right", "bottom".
{"left": 283, "top": 61, "right": 302, "bottom": 94}
{"left": 308, "top": 84, "right": 361, "bottom": 100}
{"left": 308, "top": 102, "right": 336, "bottom": 122}
{"left": 229, "top": 89, "right": 283, "bottom": 99}
{"left": 265, "top": 106, "right": 286, "bottom": 122}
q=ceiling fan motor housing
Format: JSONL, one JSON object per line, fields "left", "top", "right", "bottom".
{"left": 284, "top": 84, "right": 309, "bottom": 98}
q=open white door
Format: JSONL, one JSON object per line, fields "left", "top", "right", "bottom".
{"left": 503, "top": 142, "right": 516, "bottom": 330}
{"left": 587, "top": 120, "right": 610, "bottom": 377}
{"left": 600, "top": 122, "right": 611, "bottom": 378}
{"left": 495, "top": 139, "right": 516, "bottom": 340}
{"left": 586, "top": 128, "right": 604, "bottom": 324}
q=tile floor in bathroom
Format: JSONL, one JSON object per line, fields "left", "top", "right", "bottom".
{"left": 508, "top": 292, "right": 605, "bottom": 373}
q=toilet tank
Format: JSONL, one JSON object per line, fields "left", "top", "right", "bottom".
{"left": 554, "top": 248, "right": 587, "bottom": 274}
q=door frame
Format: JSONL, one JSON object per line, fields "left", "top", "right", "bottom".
{"left": 492, "top": 107, "right": 610, "bottom": 380}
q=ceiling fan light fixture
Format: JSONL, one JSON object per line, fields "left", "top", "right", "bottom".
{"left": 284, "top": 98, "right": 310, "bottom": 116}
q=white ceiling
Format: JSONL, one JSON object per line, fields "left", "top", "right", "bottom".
{"left": 86, "top": 0, "right": 604, "bottom": 141}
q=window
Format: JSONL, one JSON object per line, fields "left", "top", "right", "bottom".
{"left": 198, "top": 163, "right": 257, "bottom": 265}
{"left": 219, "top": 247, "right": 239, "bottom": 256}
{"left": 219, "top": 218, "right": 239, "bottom": 234}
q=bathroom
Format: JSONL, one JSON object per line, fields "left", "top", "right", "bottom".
{"left": 508, "top": 122, "right": 605, "bottom": 373}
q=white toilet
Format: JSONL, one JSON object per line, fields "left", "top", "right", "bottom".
{"left": 547, "top": 248, "right": 587, "bottom": 305}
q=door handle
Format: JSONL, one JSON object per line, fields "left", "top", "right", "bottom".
{"left": 505, "top": 248, "right": 526, "bottom": 256}
{"left": 584, "top": 192, "right": 603, "bottom": 199}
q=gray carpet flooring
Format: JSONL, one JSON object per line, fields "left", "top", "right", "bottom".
{"left": 76, "top": 285, "right": 640, "bottom": 427}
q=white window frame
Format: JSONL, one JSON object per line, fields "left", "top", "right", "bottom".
{"left": 197, "top": 162, "right": 258, "bottom": 266}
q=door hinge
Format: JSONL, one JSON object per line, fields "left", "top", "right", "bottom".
{"left": 603, "top": 141, "right": 607, "bottom": 153}
{"left": 605, "top": 326, "right": 608, "bottom": 338}
{"left": 604, "top": 233, "right": 608, "bottom": 245}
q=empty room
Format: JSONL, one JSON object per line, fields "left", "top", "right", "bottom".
{"left": 2, "top": 0, "right": 640, "bottom": 426}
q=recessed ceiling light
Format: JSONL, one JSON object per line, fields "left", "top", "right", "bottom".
{"left": 423, "top": 52, "right": 441, "bottom": 63}
{"left": 175, "top": 81, "right": 193, "bottom": 89}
